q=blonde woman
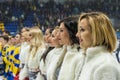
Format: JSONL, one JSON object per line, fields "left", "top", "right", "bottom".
{"left": 76, "top": 12, "right": 120, "bottom": 80}
{"left": 19, "top": 27, "right": 46, "bottom": 80}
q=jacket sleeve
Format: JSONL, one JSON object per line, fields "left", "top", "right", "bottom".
{"left": 19, "top": 64, "right": 29, "bottom": 80}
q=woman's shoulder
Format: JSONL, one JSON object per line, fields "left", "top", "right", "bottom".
{"left": 93, "top": 53, "right": 120, "bottom": 72}
{"left": 93, "top": 62, "right": 120, "bottom": 80}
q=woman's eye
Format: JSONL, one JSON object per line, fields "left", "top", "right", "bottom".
{"left": 52, "top": 35, "right": 55, "bottom": 37}
{"left": 80, "top": 28, "right": 85, "bottom": 32}
{"left": 45, "top": 33, "right": 47, "bottom": 35}
{"left": 60, "top": 29, "right": 63, "bottom": 32}
{"left": 29, "top": 34, "right": 32, "bottom": 36}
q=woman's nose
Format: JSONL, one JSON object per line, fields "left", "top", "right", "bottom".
{"left": 56, "top": 32, "right": 60, "bottom": 38}
{"left": 76, "top": 32, "right": 78, "bottom": 37}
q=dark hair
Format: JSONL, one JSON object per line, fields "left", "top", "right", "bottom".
{"left": 2, "top": 30, "right": 10, "bottom": 36}
{"left": 40, "top": 28, "right": 54, "bottom": 63}
{"left": 1, "top": 35, "right": 9, "bottom": 42}
{"left": 58, "top": 15, "right": 79, "bottom": 45}
{"left": 40, "top": 47, "right": 54, "bottom": 63}
{"left": 49, "top": 28, "right": 54, "bottom": 34}
{"left": 46, "top": 28, "right": 54, "bottom": 34}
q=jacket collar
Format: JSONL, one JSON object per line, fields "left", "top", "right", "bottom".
{"left": 83, "top": 46, "right": 108, "bottom": 63}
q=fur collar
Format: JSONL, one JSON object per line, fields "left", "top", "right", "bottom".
{"left": 84, "top": 46, "right": 109, "bottom": 62}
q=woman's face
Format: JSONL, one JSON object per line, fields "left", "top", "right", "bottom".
{"left": 27, "top": 32, "right": 32, "bottom": 42}
{"left": 57, "top": 22, "right": 71, "bottom": 46}
{"left": 15, "top": 34, "right": 21, "bottom": 44}
{"left": 10, "top": 37, "right": 16, "bottom": 45}
{"left": 51, "top": 29, "right": 60, "bottom": 47}
{"left": 20, "top": 36, "right": 25, "bottom": 43}
{"left": 0, "top": 37, "right": 3, "bottom": 43}
{"left": 76, "top": 18, "right": 92, "bottom": 50}
{"left": 0, "top": 38, "right": 6, "bottom": 47}
{"left": 44, "top": 29, "right": 51, "bottom": 43}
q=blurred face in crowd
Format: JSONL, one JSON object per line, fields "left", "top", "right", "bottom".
{"left": 21, "top": 27, "right": 30, "bottom": 42}
{"left": 50, "top": 29, "right": 61, "bottom": 48}
{"left": 0, "top": 37, "right": 3, "bottom": 43}
{"left": 21, "top": 31, "right": 30, "bottom": 42}
{"left": 27, "top": 32, "right": 32, "bottom": 43}
{"left": 57, "top": 22, "right": 71, "bottom": 46}
{"left": 15, "top": 34, "right": 21, "bottom": 44}
{"left": 0, "top": 37, "right": 7, "bottom": 47}
{"left": 10, "top": 37, "right": 16, "bottom": 45}
{"left": 76, "top": 18, "right": 92, "bottom": 50}
{"left": 2, "top": 32, "right": 9, "bottom": 36}
{"left": 20, "top": 36, "right": 25, "bottom": 43}
{"left": 44, "top": 29, "right": 51, "bottom": 44}
{"left": 8, "top": 37, "right": 12, "bottom": 46}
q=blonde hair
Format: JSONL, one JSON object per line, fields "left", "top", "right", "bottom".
{"left": 54, "top": 26, "right": 59, "bottom": 29}
{"left": 29, "top": 26, "right": 45, "bottom": 57}
{"left": 21, "top": 27, "right": 30, "bottom": 32}
{"left": 79, "top": 12, "right": 117, "bottom": 52}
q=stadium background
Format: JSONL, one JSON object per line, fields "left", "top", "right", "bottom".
{"left": 0, "top": 0, "right": 120, "bottom": 38}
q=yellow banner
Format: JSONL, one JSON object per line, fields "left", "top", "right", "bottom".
{"left": 0, "top": 22, "right": 4, "bottom": 31}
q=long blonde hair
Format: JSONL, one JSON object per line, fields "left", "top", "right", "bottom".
{"left": 79, "top": 12, "right": 117, "bottom": 53}
{"left": 29, "top": 26, "right": 45, "bottom": 57}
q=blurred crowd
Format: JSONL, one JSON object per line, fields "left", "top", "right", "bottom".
{"left": 0, "top": 0, "right": 120, "bottom": 32}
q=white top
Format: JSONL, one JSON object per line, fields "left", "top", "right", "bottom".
{"left": 19, "top": 47, "right": 46, "bottom": 80}
{"left": 47, "top": 47, "right": 64, "bottom": 80}
{"left": 27, "top": 47, "right": 46, "bottom": 69}
{"left": 36, "top": 49, "right": 53, "bottom": 80}
{"left": 19, "top": 42, "right": 30, "bottom": 68}
{"left": 77, "top": 46, "right": 120, "bottom": 80}
{"left": 58, "top": 44, "right": 80, "bottom": 80}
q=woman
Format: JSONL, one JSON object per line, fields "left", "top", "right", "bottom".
{"left": 19, "top": 26, "right": 46, "bottom": 80}
{"left": 46, "top": 26, "right": 65, "bottom": 80}
{"left": 57, "top": 16, "right": 81, "bottom": 80}
{"left": 19, "top": 27, "right": 30, "bottom": 80}
{"left": 44, "top": 28, "right": 54, "bottom": 48}
{"left": 35, "top": 28, "right": 54, "bottom": 80}
{"left": 76, "top": 12, "right": 120, "bottom": 80}
{"left": 19, "top": 27, "right": 30, "bottom": 70}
